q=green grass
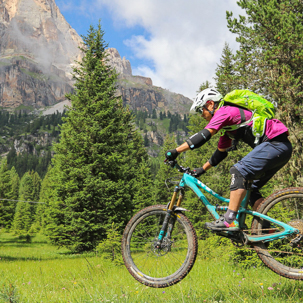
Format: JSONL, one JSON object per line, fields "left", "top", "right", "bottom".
{"left": 0, "top": 233, "right": 302, "bottom": 302}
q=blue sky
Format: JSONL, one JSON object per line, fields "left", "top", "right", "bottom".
{"left": 56, "top": 0, "right": 245, "bottom": 99}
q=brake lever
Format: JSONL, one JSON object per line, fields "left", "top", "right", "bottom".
{"left": 164, "top": 159, "right": 177, "bottom": 167}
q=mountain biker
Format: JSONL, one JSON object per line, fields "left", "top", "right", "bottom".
{"left": 165, "top": 88, "right": 292, "bottom": 231}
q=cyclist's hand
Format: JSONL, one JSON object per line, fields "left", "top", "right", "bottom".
{"left": 191, "top": 167, "right": 206, "bottom": 177}
{"left": 165, "top": 149, "right": 179, "bottom": 161}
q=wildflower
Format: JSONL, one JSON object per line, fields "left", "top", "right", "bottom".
{"left": 162, "top": 291, "right": 165, "bottom": 294}
{"left": 259, "top": 283, "right": 263, "bottom": 286}
{"left": 74, "top": 282, "right": 77, "bottom": 285}
{"left": 135, "top": 291, "right": 139, "bottom": 294}
{"left": 268, "top": 287, "right": 274, "bottom": 290}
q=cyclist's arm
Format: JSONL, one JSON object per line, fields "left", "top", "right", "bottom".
{"left": 176, "top": 128, "right": 217, "bottom": 153}
{"left": 201, "top": 148, "right": 227, "bottom": 172}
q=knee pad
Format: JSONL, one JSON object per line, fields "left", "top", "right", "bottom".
{"left": 230, "top": 166, "right": 247, "bottom": 191}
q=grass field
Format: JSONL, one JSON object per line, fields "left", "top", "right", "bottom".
{"left": 0, "top": 233, "right": 302, "bottom": 302}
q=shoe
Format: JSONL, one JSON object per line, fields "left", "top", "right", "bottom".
{"left": 205, "top": 216, "right": 240, "bottom": 231}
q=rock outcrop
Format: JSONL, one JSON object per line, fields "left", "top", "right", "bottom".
{"left": 107, "top": 48, "right": 191, "bottom": 114}
{"left": 0, "top": 1, "right": 192, "bottom": 117}
{"left": 0, "top": 0, "right": 82, "bottom": 108}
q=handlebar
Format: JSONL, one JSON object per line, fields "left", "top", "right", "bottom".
{"left": 164, "top": 159, "right": 192, "bottom": 174}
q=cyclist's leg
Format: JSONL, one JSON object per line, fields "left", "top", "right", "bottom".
{"left": 205, "top": 140, "right": 292, "bottom": 231}
{"left": 248, "top": 140, "right": 293, "bottom": 209}
{"left": 234, "top": 141, "right": 292, "bottom": 182}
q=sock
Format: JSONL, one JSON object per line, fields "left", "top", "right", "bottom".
{"left": 224, "top": 209, "right": 238, "bottom": 224}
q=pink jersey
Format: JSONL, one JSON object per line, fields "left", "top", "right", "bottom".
{"left": 205, "top": 106, "right": 288, "bottom": 149}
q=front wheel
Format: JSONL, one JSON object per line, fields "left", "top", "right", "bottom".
{"left": 252, "top": 187, "right": 303, "bottom": 280}
{"left": 121, "top": 205, "right": 198, "bottom": 288}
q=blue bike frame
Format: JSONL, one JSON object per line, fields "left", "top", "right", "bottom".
{"left": 177, "top": 173, "right": 299, "bottom": 243}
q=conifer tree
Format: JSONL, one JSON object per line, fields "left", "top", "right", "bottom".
{"left": 45, "top": 22, "right": 150, "bottom": 252}
{"left": 0, "top": 161, "right": 19, "bottom": 229}
{"left": 12, "top": 172, "right": 35, "bottom": 233}
{"left": 31, "top": 171, "right": 41, "bottom": 201}
{"left": 214, "top": 42, "right": 237, "bottom": 96}
{"left": 33, "top": 166, "right": 58, "bottom": 232}
{"left": 227, "top": 0, "right": 303, "bottom": 186}
{"left": 198, "top": 80, "right": 212, "bottom": 92}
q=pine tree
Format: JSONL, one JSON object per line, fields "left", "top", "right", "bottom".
{"left": 12, "top": 172, "right": 35, "bottom": 233}
{"left": 31, "top": 171, "right": 41, "bottom": 201}
{"left": 152, "top": 109, "right": 157, "bottom": 119}
{"left": 45, "top": 22, "right": 151, "bottom": 252}
{"left": 214, "top": 42, "right": 237, "bottom": 96}
{"left": 227, "top": 0, "right": 303, "bottom": 186}
{"left": 0, "top": 161, "right": 19, "bottom": 229}
{"left": 198, "top": 80, "right": 212, "bottom": 92}
{"left": 33, "top": 166, "right": 58, "bottom": 232}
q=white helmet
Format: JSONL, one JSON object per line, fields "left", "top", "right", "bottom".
{"left": 190, "top": 88, "right": 223, "bottom": 114}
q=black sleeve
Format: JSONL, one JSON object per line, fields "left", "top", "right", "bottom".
{"left": 186, "top": 129, "right": 211, "bottom": 150}
{"left": 209, "top": 149, "right": 228, "bottom": 166}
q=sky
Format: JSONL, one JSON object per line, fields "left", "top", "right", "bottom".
{"left": 56, "top": 0, "right": 245, "bottom": 100}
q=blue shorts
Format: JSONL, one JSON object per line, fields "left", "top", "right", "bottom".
{"left": 233, "top": 140, "right": 292, "bottom": 204}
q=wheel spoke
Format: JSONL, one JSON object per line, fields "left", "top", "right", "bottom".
{"left": 122, "top": 205, "right": 197, "bottom": 287}
{"left": 252, "top": 189, "right": 303, "bottom": 279}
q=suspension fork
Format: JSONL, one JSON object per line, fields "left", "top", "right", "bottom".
{"left": 156, "top": 187, "right": 184, "bottom": 246}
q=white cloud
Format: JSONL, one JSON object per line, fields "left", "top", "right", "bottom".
{"left": 95, "top": 0, "right": 245, "bottom": 98}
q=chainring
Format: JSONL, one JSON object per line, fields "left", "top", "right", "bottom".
{"left": 288, "top": 219, "right": 303, "bottom": 247}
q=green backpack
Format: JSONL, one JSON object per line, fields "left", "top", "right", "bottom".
{"left": 218, "top": 89, "right": 277, "bottom": 144}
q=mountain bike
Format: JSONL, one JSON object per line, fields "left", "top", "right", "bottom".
{"left": 121, "top": 160, "right": 303, "bottom": 288}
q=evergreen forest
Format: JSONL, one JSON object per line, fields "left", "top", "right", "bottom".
{"left": 0, "top": 0, "right": 302, "bottom": 256}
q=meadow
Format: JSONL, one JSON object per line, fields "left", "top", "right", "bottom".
{"left": 0, "top": 233, "right": 302, "bottom": 302}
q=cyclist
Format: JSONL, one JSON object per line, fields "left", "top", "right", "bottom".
{"left": 165, "top": 88, "right": 292, "bottom": 231}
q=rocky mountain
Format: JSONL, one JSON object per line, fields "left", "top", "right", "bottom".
{"left": 0, "top": 0, "right": 82, "bottom": 108}
{"left": 106, "top": 48, "right": 192, "bottom": 114}
{"left": 0, "top": 0, "right": 193, "bottom": 160}
{"left": 0, "top": 0, "right": 192, "bottom": 115}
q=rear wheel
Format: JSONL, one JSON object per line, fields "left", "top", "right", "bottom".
{"left": 252, "top": 188, "right": 303, "bottom": 280}
{"left": 121, "top": 205, "right": 198, "bottom": 288}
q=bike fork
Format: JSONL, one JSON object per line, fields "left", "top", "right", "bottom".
{"left": 156, "top": 187, "right": 184, "bottom": 248}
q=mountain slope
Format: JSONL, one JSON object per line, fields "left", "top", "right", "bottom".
{"left": 0, "top": 0, "right": 82, "bottom": 108}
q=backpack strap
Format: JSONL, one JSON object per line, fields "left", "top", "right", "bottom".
{"left": 222, "top": 107, "right": 255, "bottom": 132}
{"left": 239, "top": 108, "right": 246, "bottom": 124}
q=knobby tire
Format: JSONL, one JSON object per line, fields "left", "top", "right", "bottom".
{"left": 252, "top": 187, "right": 303, "bottom": 280}
{"left": 121, "top": 205, "right": 198, "bottom": 288}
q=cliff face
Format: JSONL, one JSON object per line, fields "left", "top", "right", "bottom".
{"left": 106, "top": 48, "right": 192, "bottom": 114}
{"left": 0, "top": 0, "right": 82, "bottom": 108}
{"left": 0, "top": 1, "right": 192, "bottom": 117}
{"left": 0, "top": 57, "right": 73, "bottom": 108}
{"left": 0, "top": 0, "right": 82, "bottom": 69}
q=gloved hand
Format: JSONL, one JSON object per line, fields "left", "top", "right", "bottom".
{"left": 191, "top": 167, "right": 206, "bottom": 177}
{"left": 165, "top": 149, "right": 179, "bottom": 161}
